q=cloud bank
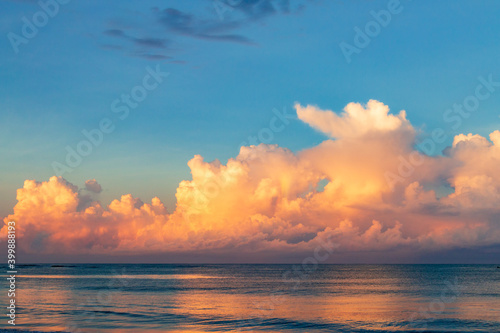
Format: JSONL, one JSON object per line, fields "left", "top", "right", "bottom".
{"left": 3, "top": 100, "right": 500, "bottom": 261}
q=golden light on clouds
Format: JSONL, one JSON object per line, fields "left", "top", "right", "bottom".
{"left": 3, "top": 100, "right": 500, "bottom": 258}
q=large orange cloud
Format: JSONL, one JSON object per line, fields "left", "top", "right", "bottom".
{"left": 3, "top": 100, "right": 500, "bottom": 258}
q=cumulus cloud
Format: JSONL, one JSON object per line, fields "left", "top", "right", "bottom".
{"left": 2, "top": 100, "right": 500, "bottom": 260}
{"left": 295, "top": 100, "right": 413, "bottom": 139}
{"left": 85, "top": 179, "right": 102, "bottom": 193}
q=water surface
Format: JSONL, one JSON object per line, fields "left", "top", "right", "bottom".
{"left": 2, "top": 264, "right": 499, "bottom": 332}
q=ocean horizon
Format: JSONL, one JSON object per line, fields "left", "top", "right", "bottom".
{"left": 2, "top": 264, "right": 499, "bottom": 332}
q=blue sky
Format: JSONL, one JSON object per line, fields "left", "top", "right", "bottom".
{"left": 2, "top": 0, "right": 500, "bottom": 217}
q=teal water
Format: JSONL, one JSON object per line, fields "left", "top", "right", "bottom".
{"left": 1, "top": 264, "right": 499, "bottom": 332}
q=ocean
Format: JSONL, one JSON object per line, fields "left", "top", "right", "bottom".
{"left": 2, "top": 264, "right": 499, "bottom": 332}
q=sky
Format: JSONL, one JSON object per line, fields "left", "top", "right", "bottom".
{"left": 1, "top": 0, "right": 500, "bottom": 263}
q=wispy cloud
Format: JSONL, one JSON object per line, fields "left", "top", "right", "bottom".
{"left": 99, "top": 0, "right": 312, "bottom": 62}
{"left": 103, "top": 29, "right": 169, "bottom": 48}
{"left": 156, "top": 7, "right": 254, "bottom": 44}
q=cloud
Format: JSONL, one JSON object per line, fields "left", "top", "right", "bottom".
{"left": 85, "top": 179, "right": 102, "bottom": 193}
{"left": 444, "top": 130, "right": 500, "bottom": 210}
{"left": 295, "top": 100, "right": 413, "bottom": 139}
{"left": 103, "top": 29, "right": 169, "bottom": 48}
{"left": 99, "top": 1, "right": 310, "bottom": 62}
{"left": 3, "top": 100, "right": 500, "bottom": 261}
{"left": 100, "top": 28, "right": 171, "bottom": 60}
{"left": 157, "top": 8, "right": 254, "bottom": 44}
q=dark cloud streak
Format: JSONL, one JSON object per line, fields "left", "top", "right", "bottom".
{"left": 100, "top": 0, "right": 312, "bottom": 62}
